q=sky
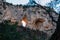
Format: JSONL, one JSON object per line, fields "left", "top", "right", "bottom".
{"left": 6, "top": 0, "right": 29, "bottom": 5}
{"left": 6, "top": 0, "right": 53, "bottom": 6}
{"left": 35, "top": 0, "right": 53, "bottom": 6}
{"left": 6, "top": 0, "right": 60, "bottom": 13}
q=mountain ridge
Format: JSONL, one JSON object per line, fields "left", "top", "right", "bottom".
{"left": 0, "top": 0, "right": 59, "bottom": 40}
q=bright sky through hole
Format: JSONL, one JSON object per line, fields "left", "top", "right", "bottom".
{"left": 22, "top": 20, "right": 26, "bottom": 27}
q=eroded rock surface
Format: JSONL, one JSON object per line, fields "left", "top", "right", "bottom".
{"left": 0, "top": 1, "right": 59, "bottom": 40}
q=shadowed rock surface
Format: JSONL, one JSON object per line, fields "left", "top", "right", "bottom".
{"left": 50, "top": 14, "right": 60, "bottom": 40}
{"left": 0, "top": 0, "right": 59, "bottom": 40}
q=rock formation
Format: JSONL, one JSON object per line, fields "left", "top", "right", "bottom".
{"left": 0, "top": 0, "right": 59, "bottom": 40}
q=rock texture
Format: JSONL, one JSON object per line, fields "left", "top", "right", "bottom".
{"left": 0, "top": 0, "right": 59, "bottom": 40}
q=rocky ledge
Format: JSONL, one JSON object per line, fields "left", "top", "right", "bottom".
{"left": 0, "top": 1, "right": 59, "bottom": 40}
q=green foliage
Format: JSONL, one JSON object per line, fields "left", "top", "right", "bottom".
{"left": 0, "top": 20, "right": 47, "bottom": 40}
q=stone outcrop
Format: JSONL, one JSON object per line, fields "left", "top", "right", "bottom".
{"left": 0, "top": 0, "right": 59, "bottom": 39}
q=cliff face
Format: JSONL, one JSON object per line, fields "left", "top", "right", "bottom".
{"left": 0, "top": 1, "right": 59, "bottom": 39}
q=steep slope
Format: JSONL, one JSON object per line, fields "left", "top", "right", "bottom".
{"left": 0, "top": 1, "right": 59, "bottom": 40}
